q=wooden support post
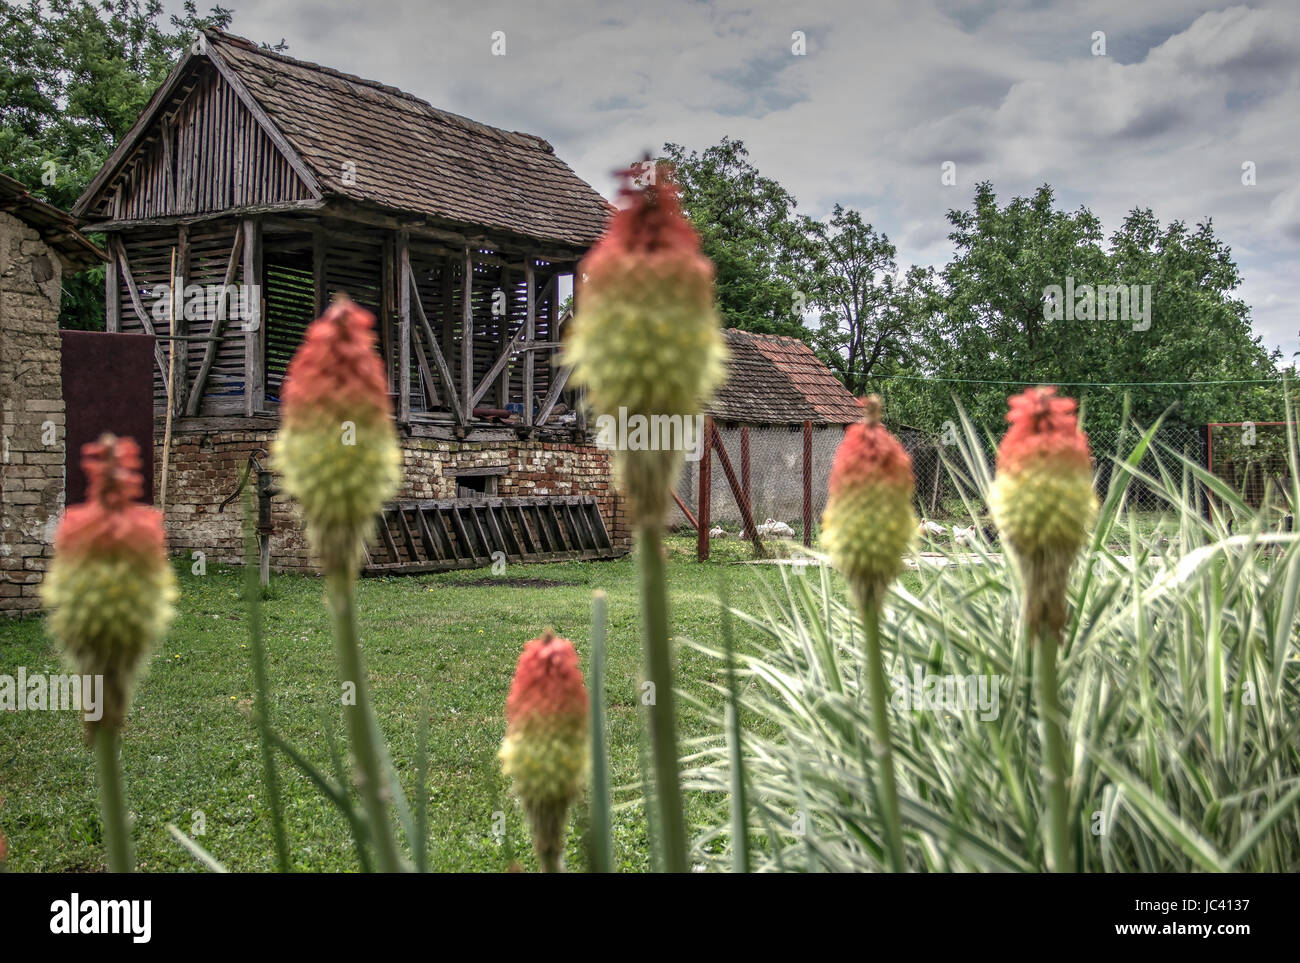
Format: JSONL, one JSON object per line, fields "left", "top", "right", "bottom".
{"left": 396, "top": 232, "right": 411, "bottom": 425}
{"left": 740, "top": 425, "right": 751, "bottom": 514}
{"left": 105, "top": 237, "right": 120, "bottom": 332}
{"left": 381, "top": 234, "right": 395, "bottom": 395}
{"left": 171, "top": 224, "right": 190, "bottom": 417}
{"left": 440, "top": 255, "right": 454, "bottom": 365}
{"left": 242, "top": 218, "right": 264, "bottom": 417}
{"left": 698, "top": 416, "right": 712, "bottom": 562}
{"left": 409, "top": 267, "right": 465, "bottom": 426}
{"left": 802, "top": 419, "right": 813, "bottom": 547}
{"left": 570, "top": 268, "right": 585, "bottom": 431}
{"left": 113, "top": 236, "right": 170, "bottom": 381}
{"left": 711, "top": 421, "right": 763, "bottom": 556}
{"left": 673, "top": 490, "right": 699, "bottom": 532}
{"left": 462, "top": 246, "right": 474, "bottom": 419}
{"left": 523, "top": 258, "right": 536, "bottom": 427}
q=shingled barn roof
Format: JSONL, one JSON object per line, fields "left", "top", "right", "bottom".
{"left": 0, "top": 174, "right": 104, "bottom": 269}
{"left": 709, "top": 328, "right": 863, "bottom": 426}
{"left": 74, "top": 30, "right": 611, "bottom": 250}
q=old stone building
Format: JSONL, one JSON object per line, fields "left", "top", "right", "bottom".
{"left": 0, "top": 174, "right": 105, "bottom": 615}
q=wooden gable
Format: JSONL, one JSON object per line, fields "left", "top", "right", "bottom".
{"left": 75, "top": 43, "right": 319, "bottom": 224}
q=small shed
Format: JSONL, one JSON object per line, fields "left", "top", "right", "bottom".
{"left": 678, "top": 328, "right": 862, "bottom": 552}
{"left": 0, "top": 174, "right": 104, "bottom": 615}
{"left": 72, "top": 30, "right": 626, "bottom": 572}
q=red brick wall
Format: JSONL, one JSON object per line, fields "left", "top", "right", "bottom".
{"left": 155, "top": 426, "right": 630, "bottom": 572}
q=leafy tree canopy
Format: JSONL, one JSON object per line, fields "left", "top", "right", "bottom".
{"left": 0, "top": 0, "right": 232, "bottom": 328}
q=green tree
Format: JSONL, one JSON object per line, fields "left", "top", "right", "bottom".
{"left": 662, "top": 138, "right": 818, "bottom": 339}
{"left": 907, "top": 182, "right": 1283, "bottom": 437}
{"left": 809, "top": 205, "right": 945, "bottom": 396}
{"left": 0, "top": 0, "right": 232, "bottom": 328}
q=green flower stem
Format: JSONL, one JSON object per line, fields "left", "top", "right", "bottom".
{"left": 327, "top": 570, "right": 403, "bottom": 873}
{"left": 857, "top": 587, "right": 906, "bottom": 872}
{"left": 638, "top": 523, "right": 689, "bottom": 873}
{"left": 1034, "top": 629, "right": 1072, "bottom": 873}
{"left": 93, "top": 726, "right": 132, "bottom": 873}
{"left": 245, "top": 497, "right": 290, "bottom": 872}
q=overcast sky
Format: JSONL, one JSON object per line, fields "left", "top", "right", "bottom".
{"left": 179, "top": 0, "right": 1300, "bottom": 360}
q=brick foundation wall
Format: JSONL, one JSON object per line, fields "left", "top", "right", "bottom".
{"left": 0, "top": 212, "right": 67, "bottom": 616}
{"left": 155, "top": 426, "right": 630, "bottom": 572}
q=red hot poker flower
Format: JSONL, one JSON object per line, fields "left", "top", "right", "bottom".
{"left": 281, "top": 296, "right": 393, "bottom": 429}
{"left": 505, "top": 632, "right": 589, "bottom": 728}
{"left": 54, "top": 436, "right": 166, "bottom": 566}
{"left": 499, "top": 631, "right": 589, "bottom": 872}
{"left": 42, "top": 434, "right": 176, "bottom": 731}
{"left": 827, "top": 396, "right": 915, "bottom": 498}
{"left": 997, "top": 386, "right": 1092, "bottom": 476}
{"left": 822, "top": 396, "right": 917, "bottom": 602}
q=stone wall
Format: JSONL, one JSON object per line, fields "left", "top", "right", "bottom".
{"left": 0, "top": 212, "right": 67, "bottom": 615}
{"left": 155, "top": 425, "right": 630, "bottom": 572}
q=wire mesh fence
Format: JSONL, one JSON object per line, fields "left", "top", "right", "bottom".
{"left": 672, "top": 422, "right": 844, "bottom": 540}
{"left": 667, "top": 416, "right": 1271, "bottom": 558}
{"left": 1207, "top": 422, "right": 1297, "bottom": 510}
{"left": 900, "top": 420, "right": 1211, "bottom": 516}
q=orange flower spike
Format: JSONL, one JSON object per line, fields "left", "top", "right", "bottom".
{"left": 273, "top": 296, "right": 401, "bottom": 576}
{"left": 990, "top": 386, "right": 1098, "bottom": 636}
{"left": 568, "top": 161, "right": 727, "bottom": 523}
{"left": 822, "top": 395, "right": 918, "bottom": 603}
{"left": 41, "top": 435, "right": 177, "bottom": 732}
{"left": 499, "top": 631, "right": 589, "bottom": 872}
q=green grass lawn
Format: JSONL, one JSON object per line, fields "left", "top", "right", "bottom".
{"left": 1, "top": 533, "right": 800, "bottom": 873}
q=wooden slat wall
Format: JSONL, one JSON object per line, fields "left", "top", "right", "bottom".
{"left": 114, "top": 222, "right": 252, "bottom": 415}
{"left": 186, "top": 222, "right": 248, "bottom": 414}
{"left": 90, "top": 70, "right": 314, "bottom": 222}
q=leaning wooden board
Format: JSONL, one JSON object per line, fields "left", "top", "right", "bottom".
{"left": 363, "top": 495, "right": 617, "bottom": 574}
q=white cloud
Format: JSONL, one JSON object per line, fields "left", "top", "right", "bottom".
{"left": 166, "top": 0, "right": 1300, "bottom": 358}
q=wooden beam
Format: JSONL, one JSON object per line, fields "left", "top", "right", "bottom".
{"left": 711, "top": 421, "right": 764, "bottom": 556}
{"left": 408, "top": 263, "right": 466, "bottom": 426}
{"left": 468, "top": 305, "right": 530, "bottom": 411}
{"left": 461, "top": 246, "right": 474, "bottom": 418}
{"left": 80, "top": 198, "right": 327, "bottom": 233}
{"left": 440, "top": 254, "right": 454, "bottom": 362}
{"left": 396, "top": 231, "right": 411, "bottom": 425}
{"left": 171, "top": 223, "right": 190, "bottom": 417}
{"left": 242, "top": 218, "right": 264, "bottom": 417}
{"left": 411, "top": 321, "right": 440, "bottom": 410}
{"left": 698, "top": 419, "right": 712, "bottom": 561}
{"left": 533, "top": 361, "right": 572, "bottom": 427}
{"left": 186, "top": 223, "right": 242, "bottom": 416}
{"left": 524, "top": 259, "right": 535, "bottom": 427}
{"left": 105, "top": 238, "right": 120, "bottom": 333}
{"left": 162, "top": 118, "right": 175, "bottom": 211}
{"left": 380, "top": 234, "right": 394, "bottom": 394}
{"left": 113, "top": 236, "right": 170, "bottom": 380}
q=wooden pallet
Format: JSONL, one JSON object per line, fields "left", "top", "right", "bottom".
{"left": 363, "top": 495, "right": 618, "bottom": 574}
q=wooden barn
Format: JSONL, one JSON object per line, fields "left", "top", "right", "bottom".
{"left": 73, "top": 29, "right": 626, "bottom": 572}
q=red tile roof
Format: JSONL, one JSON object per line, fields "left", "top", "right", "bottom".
{"left": 709, "top": 329, "right": 862, "bottom": 426}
